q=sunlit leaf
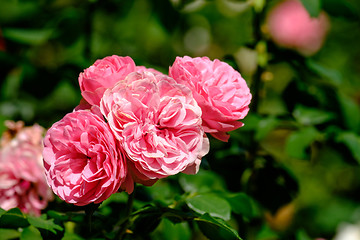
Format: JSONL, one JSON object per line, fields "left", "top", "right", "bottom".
{"left": 0, "top": 229, "right": 20, "bottom": 240}
{"left": 186, "top": 194, "right": 231, "bottom": 221}
{"left": 20, "top": 226, "right": 42, "bottom": 240}
{"left": 28, "top": 215, "right": 63, "bottom": 234}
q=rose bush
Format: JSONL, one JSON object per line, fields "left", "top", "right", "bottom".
{"left": 0, "top": 122, "right": 53, "bottom": 216}
{"left": 169, "top": 56, "right": 252, "bottom": 141}
{"left": 43, "top": 110, "right": 130, "bottom": 206}
{"left": 266, "top": 0, "right": 330, "bottom": 56}
{"left": 100, "top": 71, "right": 209, "bottom": 185}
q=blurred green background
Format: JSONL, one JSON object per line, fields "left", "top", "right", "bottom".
{"left": 1, "top": 0, "right": 360, "bottom": 239}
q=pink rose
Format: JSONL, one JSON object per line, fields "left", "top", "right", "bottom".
{"left": 135, "top": 66, "right": 164, "bottom": 76}
{"left": 266, "top": 0, "right": 330, "bottom": 56}
{"left": 78, "top": 55, "right": 136, "bottom": 106}
{"left": 0, "top": 122, "right": 53, "bottom": 216}
{"left": 43, "top": 110, "right": 130, "bottom": 206}
{"left": 169, "top": 56, "right": 252, "bottom": 142}
{"left": 100, "top": 72, "right": 209, "bottom": 184}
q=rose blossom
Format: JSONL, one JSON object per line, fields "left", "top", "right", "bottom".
{"left": 100, "top": 71, "right": 209, "bottom": 185}
{"left": 43, "top": 110, "right": 130, "bottom": 206}
{"left": 169, "top": 56, "right": 252, "bottom": 142}
{"left": 78, "top": 55, "right": 136, "bottom": 106}
{"left": 0, "top": 122, "right": 53, "bottom": 216}
{"left": 135, "top": 66, "right": 164, "bottom": 76}
{"left": 266, "top": 0, "right": 330, "bottom": 56}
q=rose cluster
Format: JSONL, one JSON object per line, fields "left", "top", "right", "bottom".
{"left": 0, "top": 121, "right": 53, "bottom": 216}
{"left": 43, "top": 55, "right": 251, "bottom": 206}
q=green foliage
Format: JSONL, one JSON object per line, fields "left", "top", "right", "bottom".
{"left": 186, "top": 193, "right": 232, "bottom": 220}
{"left": 0, "top": 208, "right": 63, "bottom": 239}
{"left": 300, "top": 0, "right": 321, "bottom": 17}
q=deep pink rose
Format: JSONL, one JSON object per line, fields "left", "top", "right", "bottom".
{"left": 169, "top": 56, "right": 252, "bottom": 141}
{"left": 79, "top": 55, "right": 136, "bottom": 106}
{"left": 43, "top": 110, "right": 130, "bottom": 206}
{"left": 100, "top": 72, "right": 209, "bottom": 184}
{"left": 0, "top": 123, "right": 53, "bottom": 216}
{"left": 266, "top": 0, "right": 330, "bottom": 56}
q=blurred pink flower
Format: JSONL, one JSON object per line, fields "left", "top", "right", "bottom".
{"left": 43, "top": 110, "right": 130, "bottom": 206}
{"left": 266, "top": 0, "right": 330, "bottom": 56}
{"left": 79, "top": 55, "right": 136, "bottom": 106}
{"left": 100, "top": 71, "right": 209, "bottom": 185}
{"left": 0, "top": 122, "right": 53, "bottom": 216}
{"left": 169, "top": 56, "right": 252, "bottom": 142}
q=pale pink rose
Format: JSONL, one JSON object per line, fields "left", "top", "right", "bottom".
{"left": 0, "top": 122, "right": 53, "bottom": 216}
{"left": 78, "top": 55, "right": 136, "bottom": 106}
{"left": 169, "top": 56, "right": 252, "bottom": 142}
{"left": 135, "top": 66, "right": 164, "bottom": 76}
{"left": 266, "top": 0, "right": 330, "bottom": 56}
{"left": 43, "top": 110, "right": 130, "bottom": 206}
{"left": 100, "top": 72, "right": 209, "bottom": 184}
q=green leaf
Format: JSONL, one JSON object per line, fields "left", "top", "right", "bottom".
{"left": 255, "top": 224, "right": 279, "bottom": 240}
{"left": 28, "top": 215, "right": 63, "bottom": 234}
{"left": 20, "top": 226, "right": 42, "bottom": 240}
{"left": 186, "top": 194, "right": 231, "bottom": 221}
{"left": 0, "top": 208, "right": 29, "bottom": 228}
{"left": 255, "top": 116, "right": 279, "bottom": 141}
{"left": 2, "top": 28, "right": 53, "bottom": 45}
{"left": 285, "top": 127, "right": 320, "bottom": 159}
{"left": 0, "top": 229, "right": 21, "bottom": 240}
{"left": 225, "top": 193, "right": 254, "bottom": 218}
{"left": 152, "top": 218, "right": 191, "bottom": 240}
{"left": 293, "top": 105, "right": 335, "bottom": 126}
{"left": 306, "top": 59, "right": 343, "bottom": 86}
{"left": 1, "top": 67, "right": 24, "bottom": 99}
{"left": 322, "top": 0, "right": 359, "bottom": 20}
{"left": 300, "top": 0, "right": 321, "bottom": 17}
{"left": 179, "top": 170, "right": 226, "bottom": 194}
{"left": 195, "top": 213, "right": 242, "bottom": 240}
{"left": 336, "top": 132, "right": 360, "bottom": 164}
{"left": 296, "top": 229, "right": 312, "bottom": 240}
{"left": 0, "top": 1, "right": 39, "bottom": 23}
{"left": 0, "top": 208, "right": 6, "bottom": 217}
{"left": 62, "top": 231, "right": 84, "bottom": 240}
{"left": 337, "top": 93, "right": 360, "bottom": 133}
